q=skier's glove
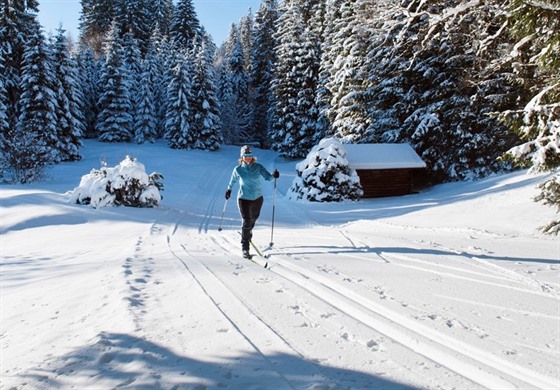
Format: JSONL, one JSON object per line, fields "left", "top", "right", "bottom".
{"left": 273, "top": 169, "right": 280, "bottom": 179}
{"left": 225, "top": 189, "right": 231, "bottom": 200}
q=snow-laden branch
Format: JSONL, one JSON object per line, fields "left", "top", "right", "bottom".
{"left": 525, "top": 0, "right": 560, "bottom": 12}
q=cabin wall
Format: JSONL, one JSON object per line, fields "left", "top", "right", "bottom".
{"left": 356, "top": 168, "right": 425, "bottom": 198}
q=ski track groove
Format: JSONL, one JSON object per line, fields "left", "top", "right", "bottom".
{"left": 212, "top": 231, "right": 558, "bottom": 389}
{"left": 384, "top": 252, "right": 559, "bottom": 299}
{"left": 268, "top": 252, "right": 558, "bottom": 389}
{"left": 165, "top": 225, "right": 330, "bottom": 389}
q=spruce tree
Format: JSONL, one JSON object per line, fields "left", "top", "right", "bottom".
{"left": 251, "top": 0, "right": 279, "bottom": 145}
{"left": 325, "top": 0, "right": 372, "bottom": 143}
{"left": 121, "top": 32, "right": 143, "bottom": 139}
{"left": 75, "top": 46, "right": 100, "bottom": 138}
{"left": 0, "top": 47, "right": 9, "bottom": 176}
{"left": 270, "top": 0, "right": 321, "bottom": 159}
{"left": 146, "top": 28, "right": 171, "bottom": 138}
{"left": 164, "top": 50, "right": 193, "bottom": 149}
{"left": 170, "top": 0, "right": 201, "bottom": 51}
{"left": 96, "top": 23, "right": 134, "bottom": 142}
{"left": 79, "top": 0, "right": 117, "bottom": 56}
{"left": 14, "top": 21, "right": 58, "bottom": 182}
{"left": 135, "top": 58, "right": 158, "bottom": 143}
{"left": 150, "top": 0, "right": 173, "bottom": 37}
{"left": 287, "top": 137, "right": 363, "bottom": 202}
{"left": 50, "top": 26, "right": 84, "bottom": 162}
{"left": 217, "top": 25, "right": 252, "bottom": 144}
{"left": 190, "top": 40, "right": 222, "bottom": 150}
{"left": 1, "top": 0, "right": 42, "bottom": 151}
{"left": 501, "top": 0, "right": 560, "bottom": 234}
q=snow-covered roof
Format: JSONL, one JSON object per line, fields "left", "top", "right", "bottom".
{"left": 343, "top": 143, "right": 426, "bottom": 170}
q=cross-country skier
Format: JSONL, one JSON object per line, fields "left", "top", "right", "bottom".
{"left": 225, "top": 145, "right": 279, "bottom": 258}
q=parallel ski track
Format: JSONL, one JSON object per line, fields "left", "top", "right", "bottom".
{"left": 216, "top": 231, "right": 558, "bottom": 390}
{"left": 165, "top": 226, "right": 329, "bottom": 389}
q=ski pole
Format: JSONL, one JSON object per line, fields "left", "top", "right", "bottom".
{"left": 269, "top": 176, "right": 277, "bottom": 247}
{"left": 218, "top": 197, "right": 228, "bottom": 231}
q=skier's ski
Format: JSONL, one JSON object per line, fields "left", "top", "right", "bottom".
{"left": 238, "top": 232, "right": 269, "bottom": 268}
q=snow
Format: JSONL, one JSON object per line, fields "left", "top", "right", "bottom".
{"left": 343, "top": 143, "right": 427, "bottom": 170}
{"left": 1, "top": 140, "right": 559, "bottom": 390}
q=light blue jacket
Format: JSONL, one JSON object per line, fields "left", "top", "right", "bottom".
{"left": 228, "top": 161, "right": 274, "bottom": 200}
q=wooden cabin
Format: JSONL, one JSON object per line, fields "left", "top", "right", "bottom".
{"left": 344, "top": 143, "right": 427, "bottom": 198}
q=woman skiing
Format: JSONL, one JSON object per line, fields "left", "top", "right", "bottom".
{"left": 226, "top": 145, "right": 279, "bottom": 258}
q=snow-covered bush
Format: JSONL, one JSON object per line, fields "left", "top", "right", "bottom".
{"left": 69, "top": 156, "right": 163, "bottom": 208}
{"left": 288, "top": 138, "right": 363, "bottom": 202}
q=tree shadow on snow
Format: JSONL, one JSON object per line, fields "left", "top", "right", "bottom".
{"left": 280, "top": 244, "right": 559, "bottom": 265}
{"left": 20, "top": 332, "right": 419, "bottom": 389}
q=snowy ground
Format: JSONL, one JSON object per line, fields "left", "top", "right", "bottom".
{"left": 1, "top": 140, "right": 559, "bottom": 390}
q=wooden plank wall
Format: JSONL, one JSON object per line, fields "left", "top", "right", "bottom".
{"left": 356, "top": 168, "right": 419, "bottom": 198}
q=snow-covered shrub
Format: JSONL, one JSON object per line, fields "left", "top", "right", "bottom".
{"left": 69, "top": 156, "right": 163, "bottom": 208}
{"left": 288, "top": 138, "right": 363, "bottom": 202}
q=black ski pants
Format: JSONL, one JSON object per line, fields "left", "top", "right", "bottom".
{"left": 238, "top": 196, "right": 264, "bottom": 251}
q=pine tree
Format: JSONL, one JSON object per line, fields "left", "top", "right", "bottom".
{"left": 50, "top": 26, "right": 84, "bottom": 162}
{"left": 96, "top": 23, "right": 134, "bottom": 142}
{"left": 75, "top": 46, "right": 100, "bottom": 138}
{"left": 135, "top": 57, "right": 158, "bottom": 143}
{"left": 121, "top": 32, "right": 143, "bottom": 139}
{"left": 358, "top": 1, "right": 520, "bottom": 182}
{"left": 14, "top": 21, "right": 58, "bottom": 182}
{"left": 150, "top": 0, "right": 173, "bottom": 37}
{"left": 116, "top": 0, "right": 152, "bottom": 54}
{"left": 217, "top": 24, "right": 253, "bottom": 144}
{"left": 316, "top": 0, "right": 345, "bottom": 139}
{"left": 190, "top": 39, "right": 222, "bottom": 150}
{"left": 0, "top": 47, "right": 9, "bottom": 176}
{"left": 164, "top": 50, "right": 193, "bottom": 149}
{"left": 270, "top": 0, "right": 321, "bottom": 159}
{"left": 325, "top": 0, "right": 372, "bottom": 143}
{"left": 1, "top": 0, "right": 42, "bottom": 150}
{"left": 287, "top": 137, "right": 363, "bottom": 202}
{"left": 500, "top": 0, "right": 560, "bottom": 234}
{"left": 146, "top": 28, "right": 171, "bottom": 138}
{"left": 251, "top": 0, "right": 279, "bottom": 145}
{"left": 170, "top": 0, "right": 201, "bottom": 51}
{"left": 79, "top": 0, "right": 117, "bottom": 56}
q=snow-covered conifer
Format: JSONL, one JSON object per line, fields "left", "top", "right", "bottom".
{"left": 135, "top": 58, "right": 158, "bottom": 144}
{"left": 75, "top": 46, "right": 100, "bottom": 138}
{"left": 170, "top": 0, "right": 202, "bottom": 51}
{"left": 146, "top": 28, "right": 172, "bottom": 138}
{"left": 150, "top": 0, "right": 174, "bottom": 37}
{"left": 50, "top": 26, "right": 84, "bottom": 162}
{"left": 217, "top": 25, "right": 252, "bottom": 144}
{"left": 270, "top": 0, "right": 321, "bottom": 158}
{"left": 251, "top": 0, "right": 279, "bottom": 144}
{"left": 190, "top": 40, "right": 222, "bottom": 150}
{"left": 325, "top": 0, "right": 372, "bottom": 143}
{"left": 164, "top": 51, "right": 194, "bottom": 149}
{"left": 288, "top": 137, "right": 362, "bottom": 202}
{"left": 13, "top": 21, "right": 58, "bottom": 182}
{"left": 501, "top": 0, "right": 560, "bottom": 234}
{"left": 96, "top": 22, "right": 134, "bottom": 142}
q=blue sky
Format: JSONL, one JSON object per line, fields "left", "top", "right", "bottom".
{"left": 37, "top": 0, "right": 263, "bottom": 46}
